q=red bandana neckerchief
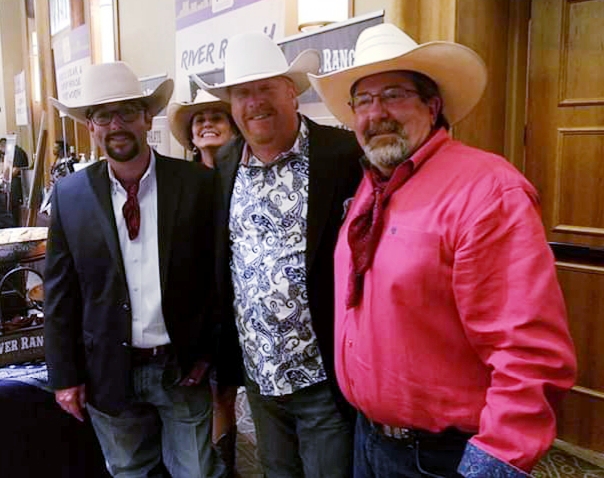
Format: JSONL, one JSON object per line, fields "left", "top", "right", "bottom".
{"left": 346, "top": 160, "right": 414, "bottom": 308}
{"left": 122, "top": 182, "right": 140, "bottom": 240}
{"left": 345, "top": 128, "right": 451, "bottom": 308}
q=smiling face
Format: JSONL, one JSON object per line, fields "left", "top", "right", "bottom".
{"left": 190, "top": 108, "right": 235, "bottom": 151}
{"left": 351, "top": 71, "right": 441, "bottom": 176}
{"left": 229, "top": 77, "right": 299, "bottom": 161}
{"left": 87, "top": 100, "right": 152, "bottom": 164}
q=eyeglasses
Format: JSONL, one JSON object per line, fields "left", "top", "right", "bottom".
{"left": 349, "top": 87, "right": 419, "bottom": 112}
{"left": 88, "top": 104, "right": 144, "bottom": 126}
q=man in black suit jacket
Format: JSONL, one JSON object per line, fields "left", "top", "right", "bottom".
{"left": 200, "top": 32, "right": 362, "bottom": 478}
{"left": 45, "top": 62, "right": 225, "bottom": 478}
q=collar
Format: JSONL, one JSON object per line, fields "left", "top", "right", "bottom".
{"left": 241, "top": 115, "right": 310, "bottom": 168}
{"left": 108, "top": 149, "right": 156, "bottom": 192}
{"left": 362, "top": 127, "right": 451, "bottom": 180}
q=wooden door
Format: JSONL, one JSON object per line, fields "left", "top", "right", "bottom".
{"left": 525, "top": 0, "right": 604, "bottom": 453}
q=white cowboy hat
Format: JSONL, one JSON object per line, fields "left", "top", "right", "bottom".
{"left": 197, "top": 32, "right": 320, "bottom": 102}
{"left": 308, "top": 23, "right": 487, "bottom": 128}
{"left": 49, "top": 61, "right": 174, "bottom": 124}
{"left": 167, "top": 89, "right": 230, "bottom": 150}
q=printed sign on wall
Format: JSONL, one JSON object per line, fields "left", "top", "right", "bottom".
{"left": 14, "top": 72, "right": 29, "bottom": 126}
{"left": 140, "top": 74, "right": 171, "bottom": 157}
{"left": 52, "top": 25, "right": 92, "bottom": 115}
{"left": 279, "top": 12, "right": 384, "bottom": 107}
{"left": 174, "top": 0, "right": 286, "bottom": 101}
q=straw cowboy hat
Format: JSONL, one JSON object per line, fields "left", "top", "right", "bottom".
{"left": 167, "top": 89, "right": 230, "bottom": 150}
{"left": 308, "top": 23, "right": 487, "bottom": 129}
{"left": 49, "top": 61, "right": 174, "bottom": 124}
{"left": 197, "top": 31, "right": 320, "bottom": 102}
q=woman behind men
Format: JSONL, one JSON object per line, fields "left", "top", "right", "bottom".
{"left": 168, "top": 89, "right": 240, "bottom": 476}
{"left": 169, "top": 89, "right": 238, "bottom": 168}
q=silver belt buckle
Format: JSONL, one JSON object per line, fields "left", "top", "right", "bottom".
{"left": 383, "top": 424, "right": 413, "bottom": 440}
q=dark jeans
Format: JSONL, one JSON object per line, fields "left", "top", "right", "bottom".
{"left": 245, "top": 378, "right": 353, "bottom": 478}
{"left": 354, "top": 413, "right": 470, "bottom": 478}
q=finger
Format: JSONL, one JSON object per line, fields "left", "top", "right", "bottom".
{"left": 78, "top": 386, "right": 86, "bottom": 409}
{"left": 179, "top": 376, "right": 198, "bottom": 386}
{"left": 57, "top": 400, "right": 84, "bottom": 422}
{"left": 71, "top": 405, "right": 85, "bottom": 422}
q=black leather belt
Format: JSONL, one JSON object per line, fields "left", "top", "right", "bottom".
{"left": 367, "top": 416, "right": 473, "bottom": 449}
{"left": 130, "top": 344, "right": 173, "bottom": 365}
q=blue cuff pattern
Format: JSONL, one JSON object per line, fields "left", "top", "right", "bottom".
{"left": 458, "top": 442, "right": 531, "bottom": 477}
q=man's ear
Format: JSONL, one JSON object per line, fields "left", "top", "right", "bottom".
{"left": 86, "top": 119, "right": 94, "bottom": 133}
{"left": 427, "top": 97, "right": 442, "bottom": 126}
{"left": 144, "top": 110, "right": 154, "bottom": 130}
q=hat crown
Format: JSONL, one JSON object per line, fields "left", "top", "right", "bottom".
{"left": 354, "top": 23, "right": 420, "bottom": 68}
{"left": 193, "top": 89, "right": 222, "bottom": 104}
{"left": 224, "top": 32, "right": 289, "bottom": 84}
{"left": 80, "top": 62, "right": 143, "bottom": 106}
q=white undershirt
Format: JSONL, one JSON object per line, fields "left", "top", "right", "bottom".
{"left": 107, "top": 151, "right": 170, "bottom": 348}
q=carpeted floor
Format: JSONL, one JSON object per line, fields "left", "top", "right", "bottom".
{"left": 532, "top": 448, "right": 604, "bottom": 477}
{"left": 234, "top": 389, "right": 604, "bottom": 478}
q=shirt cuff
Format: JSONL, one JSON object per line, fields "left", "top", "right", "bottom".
{"left": 458, "top": 442, "right": 531, "bottom": 477}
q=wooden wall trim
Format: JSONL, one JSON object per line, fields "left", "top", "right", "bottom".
{"left": 34, "top": 0, "right": 56, "bottom": 187}
{"left": 503, "top": 0, "right": 530, "bottom": 172}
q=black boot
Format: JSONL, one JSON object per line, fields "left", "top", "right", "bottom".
{"left": 216, "top": 427, "right": 239, "bottom": 478}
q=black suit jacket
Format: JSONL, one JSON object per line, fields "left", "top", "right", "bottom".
{"left": 44, "top": 153, "right": 215, "bottom": 414}
{"left": 214, "top": 117, "right": 362, "bottom": 416}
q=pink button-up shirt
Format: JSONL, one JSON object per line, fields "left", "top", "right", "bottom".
{"left": 334, "top": 129, "right": 576, "bottom": 472}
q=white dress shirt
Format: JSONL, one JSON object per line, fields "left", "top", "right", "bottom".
{"left": 108, "top": 151, "right": 170, "bottom": 348}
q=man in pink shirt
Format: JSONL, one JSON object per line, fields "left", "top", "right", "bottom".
{"left": 309, "top": 23, "right": 577, "bottom": 477}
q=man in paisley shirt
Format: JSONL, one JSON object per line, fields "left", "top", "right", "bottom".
{"left": 309, "top": 23, "right": 577, "bottom": 478}
{"left": 200, "top": 32, "right": 362, "bottom": 477}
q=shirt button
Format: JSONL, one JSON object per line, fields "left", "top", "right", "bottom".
{"left": 122, "top": 303, "right": 131, "bottom": 312}
{"left": 348, "top": 340, "right": 353, "bottom": 347}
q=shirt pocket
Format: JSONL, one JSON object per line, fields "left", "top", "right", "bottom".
{"left": 371, "top": 226, "right": 443, "bottom": 306}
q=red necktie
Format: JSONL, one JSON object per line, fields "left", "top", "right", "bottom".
{"left": 346, "top": 161, "right": 413, "bottom": 308}
{"left": 122, "top": 183, "right": 140, "bottom": 240}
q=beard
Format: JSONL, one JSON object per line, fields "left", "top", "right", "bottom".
{"left": 363, "top": 120, "right": 411, "bottom": 172}
{"left": 104, "top": 132, "right": 140, "bottom": 163}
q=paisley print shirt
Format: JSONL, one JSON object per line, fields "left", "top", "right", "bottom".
{"left": 229, "top": 118, "right": 327, "bottom": 396}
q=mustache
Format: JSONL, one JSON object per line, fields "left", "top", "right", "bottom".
{"left": 106, "top": 131, "right": 136, "bottom": 141}
{"left": 245, "top": 106, "right": 273, "bottom": 118}
{"left": 364, "top": 120, "right": 403, "bottom": 141}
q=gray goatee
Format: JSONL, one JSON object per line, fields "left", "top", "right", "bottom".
{"left": 363, "top": 120, "right": 410, "bottom": 172}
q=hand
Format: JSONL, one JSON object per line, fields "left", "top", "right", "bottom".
{"left": 55, "top": 384, "right": 86, "bottom": 422}
{"left": 179, "top": 359, "right": 211, "bottom": 387}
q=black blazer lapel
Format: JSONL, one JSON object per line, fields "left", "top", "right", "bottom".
{"left": 87, "top": 161, "right": 126, "bottom": 277}
{"left": 306, "top": 120, "right": 339, "bottom": 270}
{"left": 216, "top": 138, "right": 242, "bottom": 246}
{"left": 214, "top": 138, "right": 243, "bottom": 298}
{"left": 156, "top": 154, "right": 180, "bottom": 293}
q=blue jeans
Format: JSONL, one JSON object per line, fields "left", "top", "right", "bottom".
{"left": 354, "top": 413, "right": 468, "bottom": 478}
{"left": 245, "top": 378, "right": 353, "bottom": 478}
{"left": 87, "top": 355, "right": 225, "bottom": 478}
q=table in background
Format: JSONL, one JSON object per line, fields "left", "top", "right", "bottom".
{"left": 0, "top": 362, "right": 110, "bottom": 477}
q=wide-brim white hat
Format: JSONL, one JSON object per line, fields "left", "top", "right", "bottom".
{"left": 167, "top": 89, "right": 230, "bottom": 150}
{"left": 49, "top": 61, "right": 174, "bottom": 124}
{"left": 197, "top": 32, "right": 320, "bottom": 102}
{"left": 308, "top": 23, "right": 487, "bottom": 129}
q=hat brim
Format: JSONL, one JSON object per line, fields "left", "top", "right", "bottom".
{"left": 308, "top": 42, "right": 487, "bottom": 128}
{"left": 167, "top": 99, "right": 230, "bottom": 150}
{"left": 199, "top": 49, "right": 320, "bottom": 102}
{"left": 49, "top": 79, "right": 175, "bottom": 124}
